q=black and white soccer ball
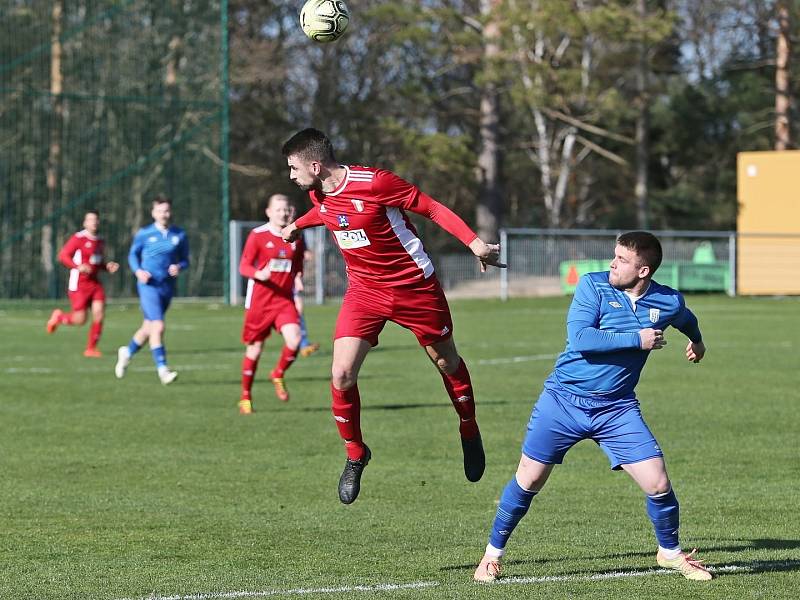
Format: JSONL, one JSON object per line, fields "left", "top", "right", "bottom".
{"left": 300, "top": 0, "right": 350, "bottom": 43}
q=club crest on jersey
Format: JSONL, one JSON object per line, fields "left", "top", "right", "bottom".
{"left": 351, "top": 199, "right": 364, "bottom": 212}
{"left": 278, "top": 249, "right": 286, "bottom": 258}
{"left": 171, "top": 235, "right": 180, "bottom": 245}
{"left": 337, "top": 215, "right": 350, "bottom": 229}
{"left": 649, "top": 308, "right": 660, "bottom": 323}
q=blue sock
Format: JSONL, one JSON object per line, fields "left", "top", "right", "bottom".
{"left": 151, "top": 345, "right": 167, "bottom": 369}
{"left": 488, "top": 477, "right": 538, "bottom": 551}
{"left": 646, "top": 488, "right": 680, "bottom": 549}
{"left": 127, "top": 339, "right": 142, "bottom": 356}
{"left": 299, "top": 314, "right": 309, "bottom": 349}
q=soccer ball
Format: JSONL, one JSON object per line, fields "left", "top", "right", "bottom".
{"left": 300, "top": 0, "right": 350, "bottom": 43}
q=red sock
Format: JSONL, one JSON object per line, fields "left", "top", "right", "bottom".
{"left": 59, "top": 312, "right": 74, "bottom": 325}
{"left": 331, "top": 383, "right": 365, "bottom": 460}
{"left": 441, "top": 358, "right": 479, "bottom": 439}
{"left": 86, "top": 321, "right": 103, "bottom": 349}
{"left": 270, "top": 345, "right": 299, "bottom": 379}
{"left": 241, "top": 356, "right": 259, "bottom": 400}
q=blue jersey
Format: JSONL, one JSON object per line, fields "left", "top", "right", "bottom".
{"left": 128, "top": 224, "right": 189, "bottom": 283}
{"left": 552, "top": 272, "right": 702, "bottom": 400}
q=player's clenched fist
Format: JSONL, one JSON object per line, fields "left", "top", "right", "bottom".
{"left": 685, "top": 340, "right": 705, "bottom": 363}
{"left": 281, "top": 223, "right": 300, "bottom": 243}
{"left": 639, "top": 328, "right": 666, "bottom": 350}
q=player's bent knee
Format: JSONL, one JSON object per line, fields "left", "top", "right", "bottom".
{"left": 331, "top": 366, "right": 356, "bottom": 390}
{"left": 517, "top": 456, "right": 553, "bottom": 491}
{"left": 432, "top": 353, "right": 459, "bottom": 374}
{"left": 647, "top": 477, "right": 672, "bottom": 497}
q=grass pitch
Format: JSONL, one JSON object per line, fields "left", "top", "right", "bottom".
{"left": 1, "top": 295, "right": 799, "bottom": 599}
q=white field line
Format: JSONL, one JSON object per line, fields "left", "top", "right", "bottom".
{"left": 2, "top": 362, "right": 288, "bottom": 375}
{"left": 476, "top": 354, "right": 557, "bottom": 365}
{"left": 3, "top": 363, "right": 238, "bottom": 375}
{"left": 112, "top": 562, "right": 779, "bottom": 600}
{"left": 113, "top": 581, "right": 439, "bottom": 600}
{"left": 3, "top": 354, "right": 557, "bottom": 375}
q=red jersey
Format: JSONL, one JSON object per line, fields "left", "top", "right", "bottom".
{"left": 239, "top": 223, "right": 305, "bottom": 308}
{"left": 294, "top": 166, "right": 478, "bottom": 287}
{"left": 58, "top": 230, "right": 108, "bottom": 291}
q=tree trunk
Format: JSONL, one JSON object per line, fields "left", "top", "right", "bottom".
{"left": 476, "top": 0, "right": 502, "bottom": 242}
{"left": 44, "top": 0, "right": 64, "bottom": 298}
{"left": 634, "top": 0, "right": 650, "bottom": 228}
{"left": 775, "top": 1, "right": 791, "bottom": 151}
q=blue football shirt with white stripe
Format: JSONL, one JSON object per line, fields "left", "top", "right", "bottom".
{"left": 553, "top": 272, "right": 702, "bottom": 400}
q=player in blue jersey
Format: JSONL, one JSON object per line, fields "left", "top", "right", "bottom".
{"left": 114, "top": 196, "right": 189, "bottom": 385}
{"left": 474, "top": 231, "right": 713, "bottom": 583}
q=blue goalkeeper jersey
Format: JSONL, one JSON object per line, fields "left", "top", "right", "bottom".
{"left": 128, "top": 223, "right": 189, "bottom": 283}
{"left": 552, "top": 271, "right": 702, "bottom": 400}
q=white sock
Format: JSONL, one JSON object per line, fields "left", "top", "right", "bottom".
{"left": 485, "top": 543, "right": 505, "bottom": 559}
{"left": 659, "top": 545, "right": 682, "bottom": 559}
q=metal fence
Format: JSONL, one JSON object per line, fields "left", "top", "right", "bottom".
{"left": 1, "top": 0, "right": 229, "bottom": 300}
{"left": 499, "top": 228, "right": 736, "bottom": 300}
{"left": 230, "top": 223, "right": 741, "bottom": 304}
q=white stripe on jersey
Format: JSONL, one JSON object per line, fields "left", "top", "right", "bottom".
{"left": 385, "top": 207, "right": 434, "bottom": 279}
{"left": 68, "top": 249, "right": 82, "bottom": 291}
{"left": 327, "top": 166, "right": 374, "bottom": 197}
{"left": 244, "top": 278, "right": 255, "bottom": 309}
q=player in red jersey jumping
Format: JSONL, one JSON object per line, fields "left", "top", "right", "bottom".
{"left": 238, "top": 194, "right": 309, "bottom": 414}
{"left": 46, "top": 210, "right": 120, "bottom": 357}
{"left": 280, "top": 128, "right": 506, "bottom": 504}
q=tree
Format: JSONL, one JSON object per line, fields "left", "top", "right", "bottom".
{"left": 774, "top": 1, "right": 791, "bottom": 150}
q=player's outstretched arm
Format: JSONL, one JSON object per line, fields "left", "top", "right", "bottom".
{"left": 282, "top": 206, "right": 323, "bottom": 242}
{"left": 404, "top": 190, "right": 506, "bottom": 271}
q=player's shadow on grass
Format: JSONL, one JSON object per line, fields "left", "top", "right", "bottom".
{"left": 442, "top": 538, "right": 800, "bottom": 576}
{"left": 168, "top": 347, "right": 242, "bottom": 354}
{"left": 291, "top": 398, "right": 513, "bottom": 413}
{"left": 175, "top": 374, "right": 366, "bottom": 386}
{"left": 369, "top": 343, "right": 423, "bottom": 353}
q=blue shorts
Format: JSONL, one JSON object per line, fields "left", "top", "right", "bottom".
{"left": 522, "top": 378, "right": 663, "bottom": 470}
{"left": 137, "top": 280, "right": 174, "bottom": 321}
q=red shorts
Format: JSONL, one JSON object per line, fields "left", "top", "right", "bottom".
{"left": 335, "top": 276, "right": 454, "bottom": 347}
{"left": 241, "top": 296, "right": 300, "bottom": 344}
{"left": 68, "top": 280, "right": 105, "bottom": 311}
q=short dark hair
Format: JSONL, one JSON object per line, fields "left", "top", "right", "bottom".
{"left": 281, "top": 128, "right": 336, "bottom": 163}
{"left": 85, "top": 209, "right": 99, "bottom": 218}
{"left": 266, "top": 193, "right": 290, "bottom": 209}
{"left": 617, "top": 231, "right": 662, "bottom": 274}
{"left": 152, "top": 194, "right": 171, "bottom": 207}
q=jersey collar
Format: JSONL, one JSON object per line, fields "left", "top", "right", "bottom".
{"left": 323, "top": 165, "right": 350, "bottom": 198}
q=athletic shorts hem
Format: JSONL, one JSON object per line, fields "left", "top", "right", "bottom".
{"left": 611, "top": 451, "right": 664, "bottom": 471}
{"left": 521, "top": 448, "right": 561, "bottom": 465}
